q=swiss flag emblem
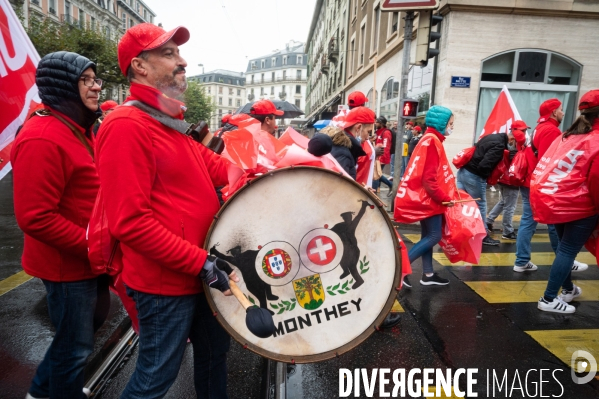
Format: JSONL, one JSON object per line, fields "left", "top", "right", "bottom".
{"left": 306, "top": 236, "right": 337, "bottom": 265}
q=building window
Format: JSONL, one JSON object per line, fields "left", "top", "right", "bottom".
{"left": 261, "top": 59, "right": 265, "bottom": 68}
{"left": 272, "top": 57, "right": 276, "bottom": 66}
{"left": 236, "top": 99, "right": 241, "bottom": 106}
{"left": 476, "top": 49, "right": 582, "bottom": 139}
{"left": 237, "top": 89, "right": 241, "bottom": 96}
{"left": 359, "top": 23, "right": 366, "bottom": 65}
{"left": 380, "top": 77, "right": 399, "bottom": 121}
{"left": 295, "top": 85, "right": 301, "bottom": 94}
{"left": 128, "top": 18, "right": 133, "bottom": 28}
{"left": 207, "top": 88, "right": 211, "bottom": 94}
{"left": 296, "top": 70, "right": 302, "bottom": 80}
{"left": 218, "top": 87, "right": 223, "bottom": 94}
{"left": 272, "top": 72, "right": 275, "bottom": 82}
{"left": 371, "top": 5, "right": 380, "bottom": 53}
{"left": 121, "top": 12, "right": 126, "bottom": 29}
{"left": 218, "top": 97, "right": 222, "bottom": 105}
{"left": 349, "top": 38, "right": 355, "bottom": 75}
{"left": 260, "top": 87, "right": 265, "bottom": 95}
{"left": 228, "top": 98, "right": 232, "bottom": 106}
{"left": 297, "top": 55, "right": 302, "bottom": 64}
{"left": 251, "top": 75, "right": 254, "bottom": 84}
{"left": 229, "top": 88, "right": 233, "bottom": 95}
{"left": 79, "top": 9, "right": 85, "bottom": 28}
{"left": 295, "top": 99, "right": 301, "bottom": 108}
{"left": 218, "top": 109, "right": 222, "bottom": 116}
{"left": 283, "top": 70, "right": 287, "bottom": 80}
{"left": 92, "top": 17, "right": 97, "bottom": 30}
{"left": 49, "top": 0, "right": 56, "bottom": 14}
{"left": 64, "top": 1, "right": 71, "bottom": 18}
{"left": 390, "top": 12, "right": 399, "bottom": 36}
{"left": 150, "top": 15, "right": 153, "bottom": 23}
{"left": 251, "top": 61, "right": 256, "bottom": 69}
{"left": 261, "top": 73, "right": 264, "bottom": 83}
{"left": 271, "top": 86, "right": 275, "bottom": 95}
{"left": 283, "top": 56, "right": 287, "bottom": 65}
{"left": 282, "top": 85, "right": 286, "bottom": 94}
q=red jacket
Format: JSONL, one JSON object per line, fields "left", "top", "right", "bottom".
{"left": 11, "top": 107, "right": 99, "bottom": 282}
{"left": 375, "top": 127, "right": 392, "bottom": 164}
{"left": 531, "top": 120, "right": 599, "bottom": 224}
{"left": 96, "top": 83, "right": 228, "bottom": 296}
{"left": 524, "top": 118, "right": 562, "bottom": 187}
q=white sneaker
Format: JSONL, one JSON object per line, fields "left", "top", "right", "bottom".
{"left": 558, "top": 285, "right": 582, "bottom": 303}
{"left": 538, "top": 296, "right": 575, "bottom": 314}
{"left": 513, "top": 261, "right": 538, "bottom": 272}
{"left": 571, "top": 260, "right": 588, "bottom": 273}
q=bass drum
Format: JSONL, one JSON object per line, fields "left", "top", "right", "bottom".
{"left": 204, "top": 166, "right": 401, "bottom": 363}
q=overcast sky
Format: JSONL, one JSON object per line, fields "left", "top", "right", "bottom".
{"left": 150, "top": 0, "right": 317, "bottom": 77}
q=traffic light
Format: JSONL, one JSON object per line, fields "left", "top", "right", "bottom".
{"left": 413, "top": 10, "right": 443, "bottom": 67}
{"left": 401, "top": 99, "right": 419, "bottom": 119}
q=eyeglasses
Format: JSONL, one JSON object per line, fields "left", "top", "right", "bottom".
{"left": 80, "top": 77, "right": 103, "bottom": 88}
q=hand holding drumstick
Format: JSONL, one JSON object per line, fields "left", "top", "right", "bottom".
{"left": 442, "top": 198, "right": 481, "bottom": 207}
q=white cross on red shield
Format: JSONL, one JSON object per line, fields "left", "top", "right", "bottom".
{"left": 299, "top": 228, "right": 344, "bottom": 273}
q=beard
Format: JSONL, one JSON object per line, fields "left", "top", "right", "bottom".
{"left": 155, "top": 66, "right": 188, "bottom": 97}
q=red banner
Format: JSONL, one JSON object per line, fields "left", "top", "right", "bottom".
{"left": 478, "top": 86, "right": 525, "bottom": 142}
{"left": 0, "top": 0, "right": 41, "bottom": 180}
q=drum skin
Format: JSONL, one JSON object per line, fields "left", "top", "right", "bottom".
{"left": 204, "top": 167, "right": 401, "bottom": 363}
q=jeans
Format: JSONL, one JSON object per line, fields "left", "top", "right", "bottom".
{"left": 456, "top": 168, "right": 488, "bottom": 226}
{"left": 121, "top": 288, "right": 230, "bottom": 399}
{"left": 487, "top": 185, "right": 520, "bottom": 234}
{"left": 29, "top": 277, "right": 109, "bottom": 399}
{"left": 544, "top": 215, "right": 599, "bottom": 300}
{"left": 515, "top": 187, "right": 560, "bottom": 266}
{"left": 408, "top": 214, "right": 443, "bottom": 274}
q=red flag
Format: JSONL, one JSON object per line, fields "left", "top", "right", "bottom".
{"left": 478, "top": 86, "right": 524, "bottom": 142}
{"left": 0, "top": 0, "right": 41, "bottom": 180}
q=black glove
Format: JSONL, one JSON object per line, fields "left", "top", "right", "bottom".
{"left": 199, "top": 255, "right": 234, "bottom": 293}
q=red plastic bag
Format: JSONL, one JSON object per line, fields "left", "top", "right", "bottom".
{"left": 438, "top": 190, "right": 487, "bottom": 264}
{"left": 394, "top": 134, "right": 456, "bottom": 223}
{"left": 506, "top": 150, "right": 528, "bottom": 186}
{"left": 87, "top": 187, "right": 122, "bottom": 276}
{"left": 487, "top": 150, "right": 509, "bottom": 185}
{"left": 452, "top": 146, "right": 475, "bottom": 169}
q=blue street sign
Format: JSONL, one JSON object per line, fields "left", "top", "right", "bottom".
{"left": 451, "top": 76, "right": 471, "bottom": 88}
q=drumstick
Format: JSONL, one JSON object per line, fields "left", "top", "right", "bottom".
{"left": 229, "top": 280, "right": 275, "bottom": 339}
{"left": 442, "top": 198, "right": 481, "bottom": 205}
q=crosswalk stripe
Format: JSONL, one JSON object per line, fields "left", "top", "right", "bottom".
{"left": 525, "top": 329, "right": 598, "bottom": 372}
{"left": 403, "top": 233, "right": 550, "bottom": 244}
{"left": 433, "top": 252, "right": 597, "bottom": 267}
{"left": 0, "top": 271, "right": 33, "bottom": 297}
{"left": 464, "top": 280, "right": 599, "bottom": 303}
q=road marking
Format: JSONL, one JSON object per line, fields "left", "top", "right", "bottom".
{"left": 391, "top": 299, "right": 404, "bottom": 313}
{"left": 403, "top": 233, "right": 550, "bottom": 244}
{"left": 433, "top": 252, "right": 597, "bottom": 267}
{"left": 526, "top": 329, "right": 598, "bottom": 372}
{"left": 465, "top": 280, "right": 599, "bottom": 303}
{"left": 0, "top": 270, "right": 33, "bottom": 296}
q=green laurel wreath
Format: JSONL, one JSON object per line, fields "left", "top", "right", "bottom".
{"left": 326, "top": 278, "right": 354, "bottom": 295}
{"left": 359, "top": 256, "right": 370, "bottom": 274}
{"left": 270, "top": 298, "right": 297, "bottom": 314}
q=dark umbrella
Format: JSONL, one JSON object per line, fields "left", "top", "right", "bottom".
{"left": 234, "top": 100, "right": 304, "bottom": 119}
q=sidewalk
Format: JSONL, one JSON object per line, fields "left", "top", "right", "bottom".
{"left": 378, "top": 182, "right": 548, "bottom": 231}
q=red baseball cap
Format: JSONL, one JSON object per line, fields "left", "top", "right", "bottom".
{"left": 118, "top": 23, "right": 190, "bottom": 76}
{"left": 538, "top": 98, "right": 561, "bottom": 123}
{"left": 413, "top": 125, "right": 422, "bottom": 132}
{"left": 579, "top": 90, "right": 599, "bottom": 110}
{"left": 347, "top": 91, "right": 367, "bottom": 107}
{"left": 406, "top": 121, "right": 414, "bottom": 126}
{"left": 344, "top": 106, "right": 376, "bottom": 128}
{"left": 100, "top": 100, "right": 118, "bottom": 111}
{"left": 249, "top": 100, "right": 284, "bottom": 116}
{"left": 510, "top": 120, "right": 530, "bottom": 131}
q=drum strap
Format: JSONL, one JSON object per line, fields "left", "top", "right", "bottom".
{"left": 123, "top": 100, "right": 193, "bottom": 137}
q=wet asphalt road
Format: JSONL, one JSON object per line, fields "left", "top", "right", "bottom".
{"left": 1, "top": 173, "right": 598, "bottom": 398}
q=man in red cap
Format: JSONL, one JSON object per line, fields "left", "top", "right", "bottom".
{"left": 93, "top": 100, "right": 119, "bottom": 134}
{"left": 515, "top": 98, "right": 588, "bottom": 273}
{"left": 96, "top": 23, "right": 238, "bottom": 398}
{"left": 248, "top": 99, "right": 284, "bottom": 136}
{"left": 486, "top": 121, "right": 528, "bottom": 240}
{"left": 347, "top": 91, "right": 367, "bottom": 109}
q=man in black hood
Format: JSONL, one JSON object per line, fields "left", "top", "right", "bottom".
{"left": 12, "top": 51, "right": 106, "bottom": 399}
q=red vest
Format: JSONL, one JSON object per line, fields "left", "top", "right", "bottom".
{"left": 394, "top": 133, "right": 456, "bottom": 223}
{"left": 530, "top": 129, "right": 599, "bottom": 224}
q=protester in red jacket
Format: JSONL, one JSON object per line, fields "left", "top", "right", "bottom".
{"left": 96, "top": 23, "right": 237, "bottom": 398}
{"left": 530, "top": 90, "right": 599, "bottom": 314}
{"left": 12, "top": 51, "right": 109, "bottom": 399}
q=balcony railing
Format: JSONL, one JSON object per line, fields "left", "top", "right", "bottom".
{"left": 247, "top": 76, "right": 307, "bottom": 84}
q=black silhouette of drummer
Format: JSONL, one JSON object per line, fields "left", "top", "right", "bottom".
{"left": 330, "top": 200, "right": 370, "bottom": 289}
{"left": 210, "top": 245, "right": 279, "bottom": 315}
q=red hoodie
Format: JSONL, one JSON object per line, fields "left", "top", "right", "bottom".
{"left": 375, "top": 127, "right": 393, "bottom": 164}
{"left": 523, "top": 118, "right": 562, "bottom": 187}
{"left": 96, "top": 83, "right": 228, "bottom": 295}
{"left": 11, "top": 107, "right": 99, "bottom": 282}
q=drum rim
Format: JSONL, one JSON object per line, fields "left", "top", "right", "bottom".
{"left": 203, "top": 166, "right": 402, "bottom": 364}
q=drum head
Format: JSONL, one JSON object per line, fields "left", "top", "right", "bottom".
{"left": 204, "top": 167, "right": 401, "bottom": 363}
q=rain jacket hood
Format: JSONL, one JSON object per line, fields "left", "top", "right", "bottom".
{"left": 425, "top": 105, "right": 453, "bottom": 135}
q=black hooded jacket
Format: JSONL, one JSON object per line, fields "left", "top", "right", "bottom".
{"left": 463, "top": 133, "right": 508, "bottom": 179}
{"left": 36, "top": 51, "right": 102, "bottom": 129}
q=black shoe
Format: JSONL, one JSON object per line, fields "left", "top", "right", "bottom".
{"left": 501, "top": 231, "right": 517, "bottom": 240}
{"left": 420, "top": 273, "right": 449, "bottom": 286}
{"left": 402, "top": 276, "right": 412, "bottom": 288}
{"left": 380, "top": 313, "right": 401, "bottom": 329}
{"left": 486, "top": 222, "right": 494, "bottom": 232}
{"left": 386, "top": 189, "right": 394, "bottom": 198}
{"left": 482, "top": 235, "right": 500, "bottom": 246}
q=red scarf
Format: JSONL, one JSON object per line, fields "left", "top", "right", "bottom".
{"left": 128, "top": 83, "right": 186, "bottom": 120}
